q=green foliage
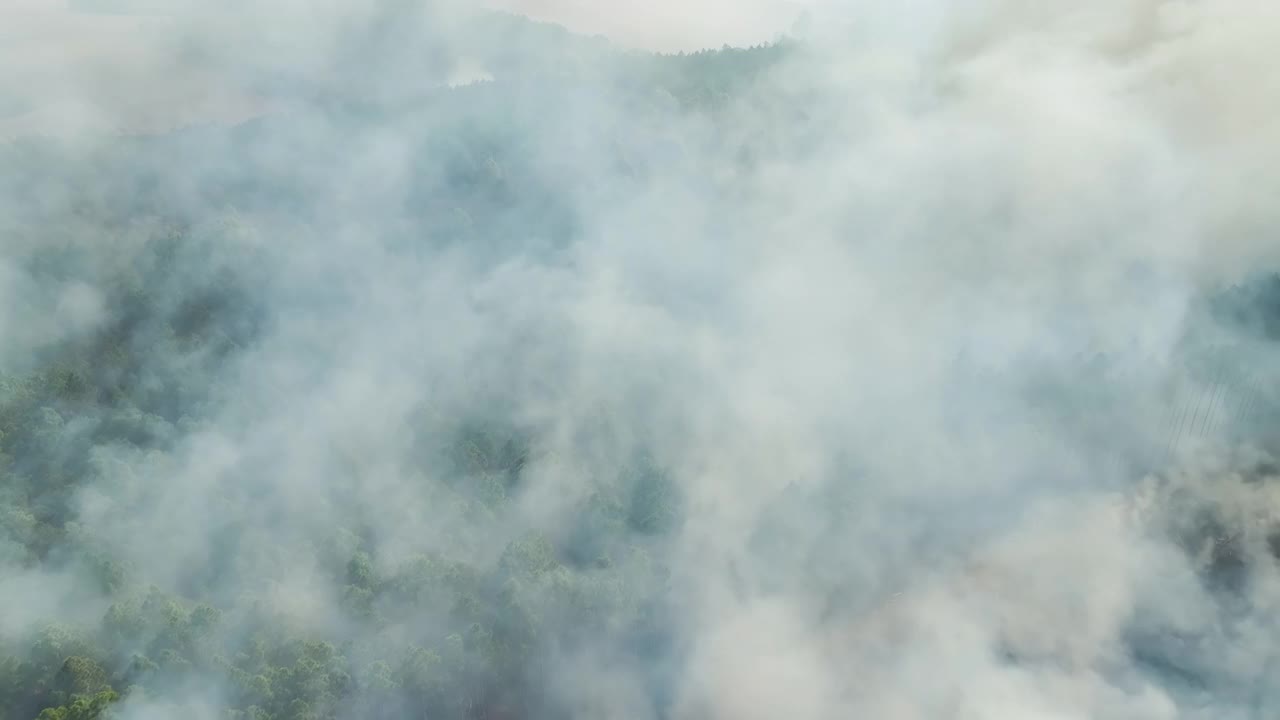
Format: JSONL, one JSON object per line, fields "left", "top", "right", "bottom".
{"left": 641, "top": 42, "right": 794, "bottom": 110}
{"left": 1209, "top": 272, "right": 1280, "bottom": 341}
{"left": 35, "top": 690, "right": 119, "bottom": 720}
{"left": 0, "top": 13, "right": 782, "bottom": 719}
{"left": 53, "top": 657, "right": 109, "bottom": 697}
{"left": 625, "top": 454, "right": 681, "bottom": 535}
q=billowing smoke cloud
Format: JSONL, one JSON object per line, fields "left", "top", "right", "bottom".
{"left": 2, "top": 1, "right": 1280, "bottom": 719}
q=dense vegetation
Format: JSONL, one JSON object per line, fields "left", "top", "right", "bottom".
{"left": 0, "top": 15, "right": 790, "bottom": 720}
{"left": 3, "top": 9, "right": 1279, "bottom": 720}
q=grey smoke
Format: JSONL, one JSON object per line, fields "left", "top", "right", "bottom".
{"left": 2, "top": 1, "right": 1280, "bottom": 719}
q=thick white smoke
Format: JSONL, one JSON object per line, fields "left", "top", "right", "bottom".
{"left": 2, "top": 1, "right": 1279, "bottom": 719}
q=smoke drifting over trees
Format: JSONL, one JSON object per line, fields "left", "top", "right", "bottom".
{"left": 2, "top": 1, "right": 1280, "bottom": 718}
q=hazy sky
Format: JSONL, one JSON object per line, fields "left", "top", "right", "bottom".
{"left": 0, "top": 1, "right": 264, "bottom": 136}
{"left": 0, "top": 0, "right": 815, "bottom": 136}
{"left": 481, "top": 0, "right": 812, "bottom": 50}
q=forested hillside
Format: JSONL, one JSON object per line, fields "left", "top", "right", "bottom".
{"left": 3, "top": 4, "right": 1280, "bottom": 720}
{"left": 0, "top": 16, "right": 790, "bottom": 720}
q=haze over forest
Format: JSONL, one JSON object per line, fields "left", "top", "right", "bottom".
{"left": 3, "top": 1, "right": 1280, "bottom": 719}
